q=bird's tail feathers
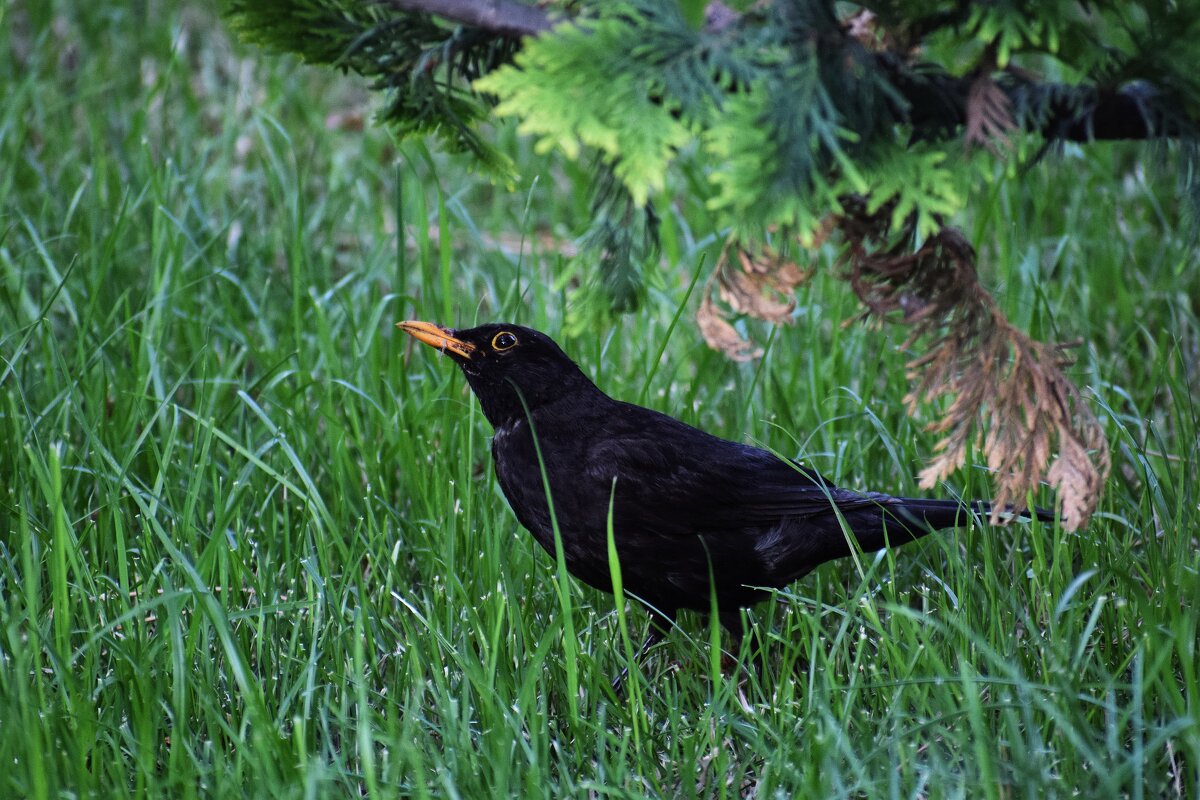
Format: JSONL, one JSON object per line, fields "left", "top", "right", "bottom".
{"left": 891, "top": 497, "right": 1056, "bottom": 532}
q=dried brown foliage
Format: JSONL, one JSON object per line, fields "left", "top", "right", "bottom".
{"left": 963, "top": 45, "right": 1017, "bottom": 154}
{"left": 694, "top": 206, "right": 1110, "bottom": 529}
{"left": 965, "top": 75, "right": 1017, "bottom": 153}
{"left": 844, "top": 9, "right": 883, "bottom": 49}
{"left": 841, "top": 9, "right": 913, "bottom": 56}
{"left": 841, "top": 207, "right": 1110, "bottom": 529}
{"left": 697, "top": 295, "right": 763, "bottom": 362}
{"left": 697, "top": 240, "right": 812, "bottom": 361}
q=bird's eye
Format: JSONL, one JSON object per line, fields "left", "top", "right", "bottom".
{"left": 492, "top": 331, "right": 518, "bottom": 351}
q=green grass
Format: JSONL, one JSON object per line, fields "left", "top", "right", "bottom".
{"left": 2, "top": 3, "right": 1198, "bottom": 797}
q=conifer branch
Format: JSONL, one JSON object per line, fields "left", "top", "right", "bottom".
{"left": 374, "top": 1, "right": 1195, "bottom": 143}
{"left": 698, "top": 238, "right": 815, "bottom": 362}
{"left": 382, "top": 0, "right": 552, "bottom": 37}
{"left": 694, "top": 212, "right": 1111, "bottom": 528}
{"left": 891, "top": 67, "right": 1191, "bottom": 143}
{"left": 836, "top": 201, "right": 1110, "bottom": 529}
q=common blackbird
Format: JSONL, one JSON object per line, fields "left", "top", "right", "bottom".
{"left": 399, "top": 320, "right": 1051, "bottom": 664}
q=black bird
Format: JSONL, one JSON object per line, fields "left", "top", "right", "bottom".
{"left": 399, "top": 320, "right": 1050, "bottom": 669}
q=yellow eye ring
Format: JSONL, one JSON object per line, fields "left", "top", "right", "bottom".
{"left": 492, "top": 331, "right": 518, "bottom": 351}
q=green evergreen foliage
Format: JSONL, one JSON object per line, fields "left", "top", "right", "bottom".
{"left": 475, "top": 10, "right": 693, "bottom": 207}
{"left": 577, "top": 168, "right": 660, "bottom": 313}
{"left": 224, "top": 0, "right": 522, "bottom": 175}
{"left": 224, "top": 0, "right": 1200, "bottom": 304}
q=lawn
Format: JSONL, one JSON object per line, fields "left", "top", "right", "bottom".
{"left": 1, "top": 2, "right": 1197, "bottom": 797}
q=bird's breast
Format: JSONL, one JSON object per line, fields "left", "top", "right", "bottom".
{"left": 489, "top": 416, "right": 622, "bottom": 583}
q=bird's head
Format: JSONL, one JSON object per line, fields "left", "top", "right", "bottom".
{"left": 397, "top": 320, "right": 597, "bottom": 428}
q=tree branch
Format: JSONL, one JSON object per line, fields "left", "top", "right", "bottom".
{"left": 383, "top": 0, "right": 553, "bottom": 37}
{"left": 895, "top": 65, "right": 1190, "bottom": 143}
{"left": 378, "top": 0, "right": 1193, "bottom": 142}
{"left": 1026, "top": 82, "right": 1185, "bottom": 142}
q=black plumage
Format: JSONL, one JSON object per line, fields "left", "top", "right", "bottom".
{"left": 399, "top": 320, "right": 1049, "bottom": 664}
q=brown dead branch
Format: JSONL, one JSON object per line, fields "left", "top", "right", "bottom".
{"left": 697, "top": 239, "right": 813, "bottom": 359}
{"left": 965, "top": 74, "right": 1017, "bottom": 153}
{"left": 383, "top": 0, "right": 553, "bottom": 37}
{"left": 697, "top": 294, "right": 762, "bottom": 362}
{"left": 839, "top": 203, "right": 1110, "bottom": 529}
{"left": 963, "top": 46, "right": 1016, "bottom": 154}
{"left": 695, "top": 203, "right": 1110, "bottom": 529}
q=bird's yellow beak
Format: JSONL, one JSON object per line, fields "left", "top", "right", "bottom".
{"left": 396, "top": 320, "right": 476, "bottom": 360}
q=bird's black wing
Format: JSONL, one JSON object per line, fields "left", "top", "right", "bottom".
{"left": 583, "top": 402, "right": 882, "bottom": 537}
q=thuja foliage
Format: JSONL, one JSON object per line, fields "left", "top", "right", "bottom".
{"left": 224, "top": 0, "right": 523, "bottom": 174}
{"left": 226, "top": 1, "right": 1200, "bottom": 241}
{"left": 223, "top": 0, "right": 1200, "bottom": 525}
